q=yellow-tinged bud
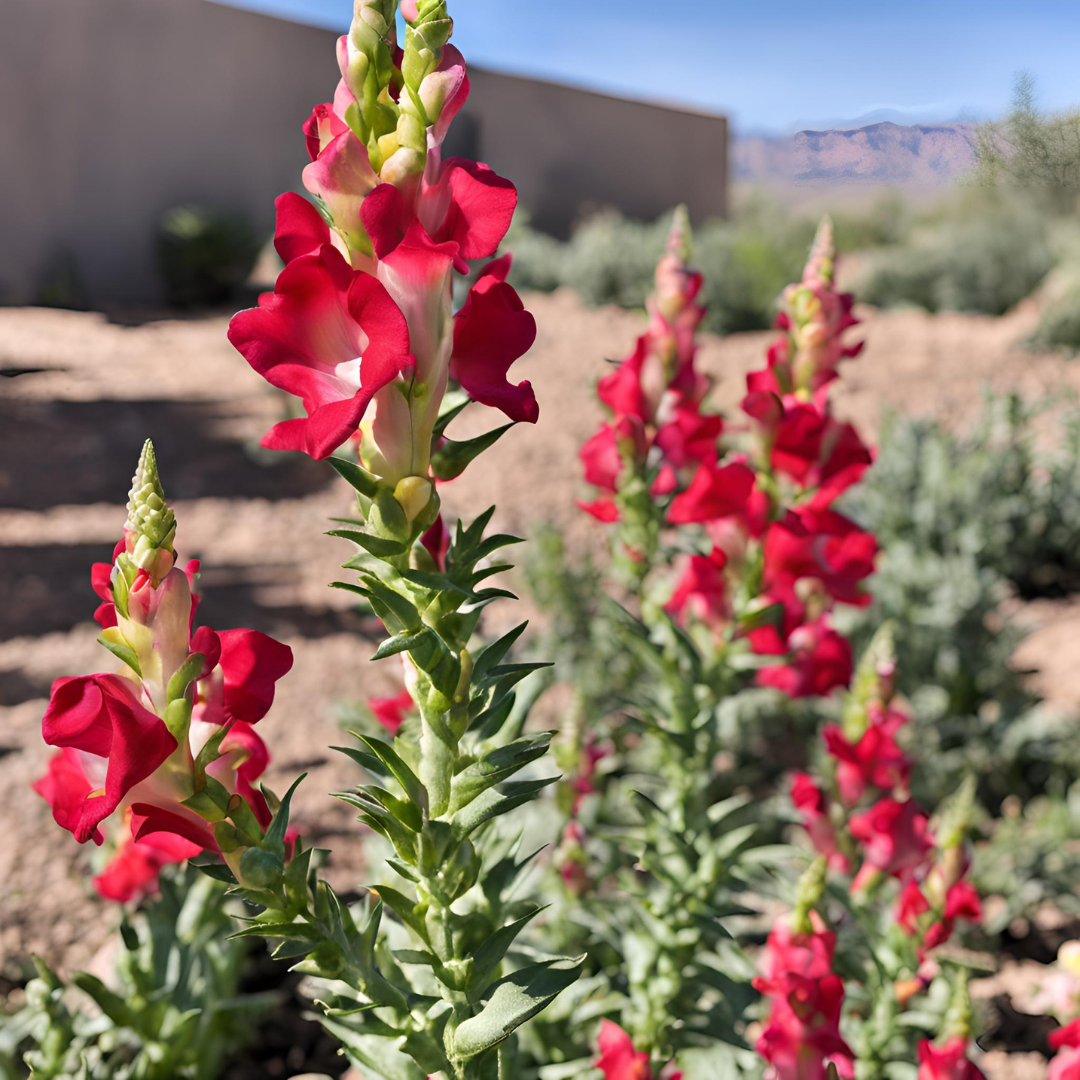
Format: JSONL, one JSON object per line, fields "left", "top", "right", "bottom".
{"left": 394, "top": 476, "right": 434, "bottom": 522}
{"left": 1059, "top": 941, "right": 1080, "bottom": 978}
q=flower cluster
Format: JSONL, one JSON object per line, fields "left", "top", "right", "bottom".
{"left": 773, "top": 632, "right": 985, "bottom": 1075}
{"left": 229, "top": 0, "right": 537, "bottom": 511}
{"left": 34, "top": 442, "right": 293, "bottom": 898}
{"left": 752, "top": 894, "right": 855, "bottom": 1080}
{"left": 578, "top": 213, "right": 875, "bottom": 700}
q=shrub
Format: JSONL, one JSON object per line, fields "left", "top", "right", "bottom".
{"left": 157, "top": 204, "right": 262, "bottom": 308}
{"left": 506, "top": 203, "right": 815, "bottom": 334}
{"left": 843, "top": 394, "right": 1080, "bottom": 808}
{"left": 857, "top": 202, "right": 1054, "bottom": 315}
{"left": 1030, "top": 285, "right": 1080, "bottom": 353}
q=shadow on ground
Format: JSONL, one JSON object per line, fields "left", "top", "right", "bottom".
{"left": 0, "top": 397, "right": 331, "bottom": 509}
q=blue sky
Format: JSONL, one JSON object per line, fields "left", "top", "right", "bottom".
{"left": 213, "top": 0, "right": 1080, "bottom": 133}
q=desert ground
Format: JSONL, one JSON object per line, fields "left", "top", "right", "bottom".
{"left": 2, "top": 290, "right": 1079, "bottom": 1076}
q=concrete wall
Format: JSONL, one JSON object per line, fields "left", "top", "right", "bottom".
{"left": 0, "top": 0, "right": 337, "bottom": 306}
{"left": 0, "top": 0, "right": 728, "bottom": 306}
{"left": 450, "top": 70, "right": 728, "bottom": 240}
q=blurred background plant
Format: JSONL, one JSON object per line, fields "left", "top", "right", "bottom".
{"left": 0, "top": 866, "right": 271, "bottom": 1080}
{"left": 156, "top": 205, "right": 263, "bottom": 309}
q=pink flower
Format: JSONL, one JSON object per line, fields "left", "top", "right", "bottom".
{"left": 39, "top": 677, "right": 178, "bottom": 845}
{"left": 822, "top": 709, "right": 910, "bottom": 804}
{"left": 667, "top": 461, "right": 755, "bottom": 525}
{"left": 664, "top": 547, "right": 729, "bottom": 630}
{"left": 450, "top": 255, "right": 538, "bottom": 423}
{"left": 93, "top": 827, "right": 201, "bottom": 903}
{"left": 753, "top": 910, "right": 837, "bottom": 996}
{"left": 596, "top": 1020, "right": 652, "bottom": 1080}
{"left": 228, "top": 246, "right": 413, "bottom": 459}
{"left": 849, "top": 797, "right": 932, "bottom": 882}
{"left": 756, "top": 973, "right": 855, "bottom": 1080}
{"left": 1051, "top": 1021, "right": 1080, "bottom": 1080}
{"left": 756, "top": 620, "right": 854, "bottom": 700}
{"left": 368, "top": 689, "right": 416, "bottom": 736}
{"left": 790, "top": 773, "right": 849, "bottom": 871}
{"left": 916, "top": 1038, "right": 986, "bottom": 1080}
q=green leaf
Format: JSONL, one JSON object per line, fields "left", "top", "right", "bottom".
{"left": 71, "top": 972, "right": 135, "bottom": 1028}
{"left": 451, "top": 777, "right": 559, "bottom": 840}
{"left": 371, "top": 885, "right": 429, "bottom": 943}
{"left": 467, "top": 906, "right": 548, "bottom": 997}
{"left": 329, "top": 455, "right": 380, "bottom": 497}
{"left": 431, "top": 424, "right": 515, "bottom": 481}
{"left": 451, "top": 957, "right": 584, "bottom": 1059}
{"left": 448, "top": 733, "right": 554, "bottom": 814}
{"left": 317, "top": 1021, "right": 427, "bottom": 1080}
{"left": 328, "top": 528, "right": 409, "bottom": 558}
{"left": 354, "top": 735, "right": 425, "bottom": 808}
{"left": 471, "top": 622, "right": 529, "bottom": 682}
{"left": 96, "top": 631, "right": 142, "bottom": 677}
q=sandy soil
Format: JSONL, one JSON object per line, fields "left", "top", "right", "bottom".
{"left": 1, "top": 291, "right": 1078, "bottom": 1075}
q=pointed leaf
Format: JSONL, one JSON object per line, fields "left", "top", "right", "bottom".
{"left": 451, "top": 957, "right": 584, "bottom": 1059}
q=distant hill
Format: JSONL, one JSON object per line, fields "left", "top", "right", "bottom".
{"left": 733, "top": 121, "right": 978, "bottom": 186}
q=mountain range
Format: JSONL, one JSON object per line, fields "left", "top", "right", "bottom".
{"left": 733, "top": 121, "right": 978, "bottom": 186}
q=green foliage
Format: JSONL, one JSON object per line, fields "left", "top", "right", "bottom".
{"left": 843, "top": 393, "right": 1080, "bottom": 809}
{"left": 0, "top": 867, "right": 268, "bottom": 1080}
{"left": 972, "top": 72, "right": 1080, "bottom": 213}
{"left": 504, "top": 204, "right": 815, "bottom": 334}
{"left": 156, "top": 205, "right": 262, "bottom": 308}
{"left": 1030, "top": 283, "right": 1080, "bottom": 353}
{"left": 856, "top": 197, "right": 1053, "bottom": 315}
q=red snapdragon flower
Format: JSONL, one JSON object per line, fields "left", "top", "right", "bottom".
{"left": 664, "top": 546, "right": 729, "bottom": 630}
{"left": 895, "top": 878, "right": 932, "bottom": 935}
{"left": 762, "top": 508, "right": 877, "bottom": 611}
{"left": 756, "top": 973, "right": 855, "bottom": 1080}
{"left": 822, "top": 707, "right": 911, "bottom": 804}
{"left": 849, "top": 797, "right": 932, "bottom": 883}
{"left": 595, "top": 1021, "right": 654, "bottom": 1080}
{"left": 92, "top": 824, "right": 202, "bottom": 903}
{"left": 228, "top": 245, "right": 413, "bottom": 460}
{"left": 756, "top": 620, "right": 854, "bottom": 700}
{"left": 667, "top": 461, "right": 755, "bottom": 525}
{"left": 1050, "top": 1021, "right": 1080, "bottom": 1080}
{"left": 916, "top": 1038, "right": 986, "bottom": 1080}
{"left": 790, "top": 773, "right": 850, "bottom": 871}
{"left": 38, "top": 678, "right": 178, "bottom": 845}
{"left": 368, "top": 688, "right": 416, "bottom": 736}
{"left": 753, "top": 911, "right": 837, "bottom": 996}
{"left": 921, "top": 880, "right": 983, "bottom": 953}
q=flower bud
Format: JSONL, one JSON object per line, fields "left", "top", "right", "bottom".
{"left": 125, "top": 440, "right": 176, "bottom": 580}
{"left": 394, "top": 476, "right": 434, "bottom": 523}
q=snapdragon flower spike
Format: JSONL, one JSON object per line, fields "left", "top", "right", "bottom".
{"left": 754, "top": 865, "right": 855, "bottom": 1080}
{"left": 35, "top": 442, "right": 292, "bottom": 882}
{"left": 579, "top": 208, "right": 727, "bottom": 545}
{"left": 233, "top": 0, "right": 536, "bottom": 503}
{"left": 764, "top": 216, "right": 863, "bottom": 399}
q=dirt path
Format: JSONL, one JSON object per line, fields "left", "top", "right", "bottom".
{"left": 1, "top": 291, "right": 1077, "bottom": 1080}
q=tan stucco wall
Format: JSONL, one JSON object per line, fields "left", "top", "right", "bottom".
{"left": 456, "top": 69, "right": 728, "bottom": 240}
{"left": 0, "top": 0, "right": 337, "bottom": 306}
{"left": 0, "top": 0, "right": 728, "bottom": 306}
